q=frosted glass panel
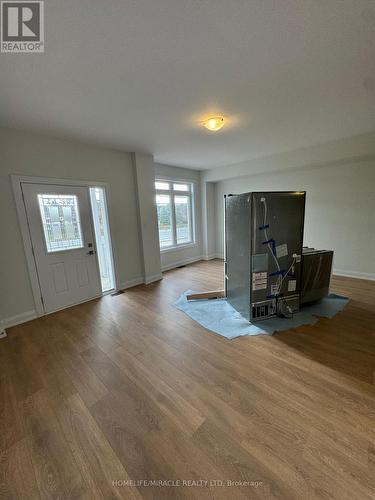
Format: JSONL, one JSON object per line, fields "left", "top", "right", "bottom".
{"left": 38, "top": 194, "right": 84, "bottom": 252}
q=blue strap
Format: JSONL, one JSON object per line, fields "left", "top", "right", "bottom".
{"left": 262, "top": 238, "right": 276, "bottom": 255}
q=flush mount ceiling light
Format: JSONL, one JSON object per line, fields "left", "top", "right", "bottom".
{"left": 203, "top": 116, "right": 225, "bottom": 131}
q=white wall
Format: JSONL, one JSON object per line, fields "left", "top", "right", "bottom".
{"left": 154, "top": 163, "right": 203, "bottom": 271}
{"left": 214, "top": 159, "right": 375, "bottom": 279}
{"left": 0, "top": 128, "right": 144, "bottom": 324}
{"left": 133, "top": 153, "right": 162, "bottom": 283}
{"left": 2, "top": 125, "right": 373, "bottom": 328}
{"left": 203, "top": 131, "right": 375, "bottom": 182}
{"left": 201, "top": 181, "right": 216, "bottom": 259}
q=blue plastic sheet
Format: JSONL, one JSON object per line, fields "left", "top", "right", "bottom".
{"left": 174, "top": 290, "right": 349, "bottom": 339}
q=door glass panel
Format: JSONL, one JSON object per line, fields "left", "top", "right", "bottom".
{"left": 38, "top": 194, "right": 84, "bottom": 252}
{"left": 156, "top": 194, "right": 173, "bottom": 247}
{"left": 175, "top": 195, "right": 191, "bottom": 244}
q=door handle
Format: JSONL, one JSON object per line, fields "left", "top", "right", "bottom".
{"left": 87, "top": 250, "right": 95, "bottom": 255}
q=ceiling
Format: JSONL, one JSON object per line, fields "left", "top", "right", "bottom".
{"left": 1, "top": 0, "right": 375, "bottom": 169}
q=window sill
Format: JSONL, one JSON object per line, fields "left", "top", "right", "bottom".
{"left": 160, "top": 242, "right": 197, "bottom": 254}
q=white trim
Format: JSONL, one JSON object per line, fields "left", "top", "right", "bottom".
{"left": 89, "top": 186, "right": 117, "bottom": 292}
{"left": 333, "top": 269, "right": 375, "bottom": 281}
{"left": 156, "top": 174, "right": 199, "bottom": 185}
{"left": 161, "top": 255, "right": 203, "bottom": 272}
{"left": 160, "top": 242, "right": 198, "bottom": 254}
{"left": 209, "top": 259, "right": 374, "bottom": 277}
{"left": 117, "top": 272, "right": 165, "bottom": 289}
{"left": 11, "top": 176, "right": 45, "bottom": 316}
{"left": 0, "top": 272, "right": 157, "bottom": 332}
{"left": 213, "top": 253, "right": 225, "bottom": 260}
{"left": 144, "top": 273, "right": 163, "bottom": 284}
{"left": 202, "top": 253, "right": 220, "bottom": 261}
{"left": 155, "top": 177, "right": 196, "bottom": 250}
{"left": 161, "top": 253, "right": 224, "bottom": 272}
{"left": 2, "top": 310, "right": 38, "bottom": 329}
{"left": 117, "top": 276, "right": 144, "bottom": 290}
{"left": 4, "top": 264, "right": 373, "bottom": 333}
{"left": 11, "top": 174, "right": 118, "bottom": 318}
{"left": 11, "top": 174, "right": 110, "bottom": 188}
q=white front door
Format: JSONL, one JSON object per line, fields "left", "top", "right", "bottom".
{"left": 22, "top": 183, "right": 102, "bottom": 313}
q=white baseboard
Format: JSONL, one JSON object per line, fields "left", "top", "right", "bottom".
{"left": 161, "top": 255, "right": 203, "bottom": 272}
{"left": 2, "top": 274, "right": 161, "bottom": 331}
{"left": 333, "top": 269, "right": 375, "bottom": 281}
{"left": 162, "top": 253, "right": 226, "bottom": 272}
{"left": 202, "top": 254, "right": 217, "bottom": 261}
{"left": 144, "top": 273, "right": 163, "bottom": 284}
{"left": 118, "top": 273, "right": 163, "bottom": 288}
{"left": 2, "top": 310, "right": 38, "bottom": 330}
{"left": 117, "top": 276, "right": 144, "bottom": 290}
{"left": 4, "top": 265, "right": 372, "bottom": 333}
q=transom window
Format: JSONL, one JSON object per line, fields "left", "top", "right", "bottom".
{"left": 155, "top": 180, "right": 194, "bottom": 250}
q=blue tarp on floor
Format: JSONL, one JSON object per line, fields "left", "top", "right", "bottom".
{"left": 174, "top": 291, "right": 349, "bottom": 340}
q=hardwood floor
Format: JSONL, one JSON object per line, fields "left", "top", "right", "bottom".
{"left": 1, "top": 259, "right": 374, "bottom": 499}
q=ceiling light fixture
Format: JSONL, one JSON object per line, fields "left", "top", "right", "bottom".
{"left": 203, "top": 116, "right": 225, "bottom": 132}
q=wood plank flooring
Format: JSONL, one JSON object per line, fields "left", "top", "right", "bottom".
{"left": 1, "top": 260, "right": 374, "bottom": 499}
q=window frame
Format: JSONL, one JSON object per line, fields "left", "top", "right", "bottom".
{"left": 155, "top": 178, "right": 196, "bottom": 252}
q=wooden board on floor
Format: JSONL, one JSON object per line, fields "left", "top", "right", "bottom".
{"left": 186, "top": 290, "right": 225, "bottom": 300}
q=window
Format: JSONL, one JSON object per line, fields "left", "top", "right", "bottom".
{"left": 89, "top": 187, "right": 116, "bottom": 292}
{"left": 38, "top": 194, "right": 84, "bottom": 252}
{"left": 155, "top": 180, "right": 194, "bottom": 250}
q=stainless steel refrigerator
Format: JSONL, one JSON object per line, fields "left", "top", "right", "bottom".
{"left": 224, "top": 191, "right": 306, "bottom": 321}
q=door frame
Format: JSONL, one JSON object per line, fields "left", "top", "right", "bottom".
{"left": 11, "top": 175, "right": 118, "bottom": 317}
